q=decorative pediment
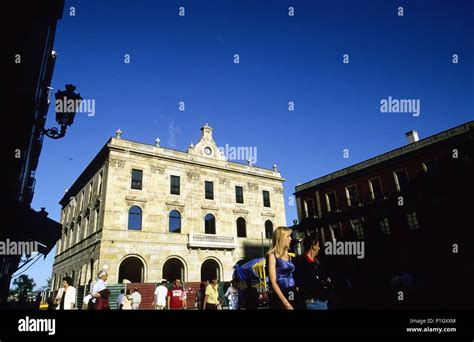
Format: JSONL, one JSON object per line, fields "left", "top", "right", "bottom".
{"left": 233, "top": 208, "right": 249, "bottom": 215}
{"left": 201, "top": 205, "right": 218, "bottom": 211}
{"left": 261, "top": 212, "right": 276, "bottom": 218}
{"left": 165, "top": 200, "right": 185, "bottom": 208}
{"left": 187, "top": 124, "right": 227, "bottom": 161}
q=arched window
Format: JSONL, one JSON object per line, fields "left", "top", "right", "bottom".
{"left": 128, "top": 206, "right": 142, "bottom": 230}
{"left": 169, "top": 210, "right": 181, "bottom": 233}
{"left": 265, "top": 220, "right": 273, "bottom": 239}
{"left": 236, "top": 217, "right": 247, "bottom": 237}
{"left": 205, "top": 214, "right": 216, "bottom": 234}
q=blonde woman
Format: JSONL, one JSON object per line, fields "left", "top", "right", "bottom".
{"left": 267, "top": 226, "right": 302, "bottom": 310}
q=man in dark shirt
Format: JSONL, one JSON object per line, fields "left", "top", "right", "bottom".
{"left": 294, "top": 233, "right": 333, "bottom": 310}
{"left": 243, "top": 280, "right": 258, "bottom": 310}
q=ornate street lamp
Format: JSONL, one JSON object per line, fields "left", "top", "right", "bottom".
{"left": 43, "top": 84, "right": 82, "bottom": 139}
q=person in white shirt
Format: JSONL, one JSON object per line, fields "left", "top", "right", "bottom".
{"left": 117, "top": 289, "right": 125, "bottom": 310}
{"left": 131, "top": 288, "right": 142, "bottom": 310}
{"left": 90, "top": 270, "right": 108, "bottom": 308}
{"left": 92, "top": 270, "right": 108, "bottom": 295}
{"left": 154, "top": 281, "right": 168, "bottom": 310}
{"left": 82, "top": 294, "right": 92, "bottom": 310}
{"left": 55, "top": 276, "right": 76, "bottom": 310}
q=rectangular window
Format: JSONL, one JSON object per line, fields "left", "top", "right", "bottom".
{"left": 205, "top": 181, "right": 214, "bottom": 200}
{"left": 61, "top": 209, "right": 67, "bottom": 225}
{"left": 263, "top": 190, "right": 271, "bottom": 207}
{"left": 80, "top": 191, "right": 84, "bottom": 210}
{"left": 326, "top": 192, "right": 337, "bottom": 212}
{"left": 97, "top": 172, "right": 103, "bottom": 195}
{"left": 345, "top": 185, "right": 359, "bottom": 207}
{"left": 69, "top": 225, "right": 75, "bottom": 248}
{"left": 235, "top": 186, "right": 244, "bottom": 204}
{"left": 379, "top": 218, "right": 391, "bottom": 235}
{"left": 67, "top": 204, "right": 72, "bottom": 222}
{"left": 76, "top": 222, "right": 81, "bottom": 244}
{"left": 131, "top": 169, "right": 143, "bottom": 190}
{"left": 304, "top": 199, "right": 315, "bottom": 218}
{"left": 84, "top": 217, "right": 89, "bottom": 240}
{"left": 88, "top": 182, "right": 94, "bottom": 204}
{"left": 394, "top": 169, "right": 409, "bottom": 192}
{"left": 407, "top": 212, "right": 420, "bottom": 231}
{"left": 422, "top": 160, "right": 439, "bottom": 174}
{"left": 170, "top": 175, "right": 180, "bottom": 195}
{"left": 350, "top": 218, "right": 365, "bottom": 240}
{"left": 368, "top": 177, "right": 383, "bottom": 200}
{"left": 95, "top": 209, "right": 100, "bottom": 232}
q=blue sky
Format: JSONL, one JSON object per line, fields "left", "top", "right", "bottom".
{"left": 24, "top": 0, "right": 473, "bottom": 289}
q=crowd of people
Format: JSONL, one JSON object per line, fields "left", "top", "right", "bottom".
{"left": 50, "top": 226, "right": 334, "bottom": 311}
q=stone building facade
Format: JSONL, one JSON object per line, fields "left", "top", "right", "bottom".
{"left": 51, "top": 124, "right": 286, "bottom": 289}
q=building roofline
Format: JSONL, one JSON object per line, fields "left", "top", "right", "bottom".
{"left": 59, "top": 140, "right": 110, "bottom": 206}
{"left": 60, "top": 134, "right": 285, "bottom": 206}
{"left": 111, "top": 137, "right": 279, "bottom": 173}
{"left": 295, "top": 120, "right": 474, "bottom": 194}
{"left": 107, "top": 138, "right": 285, "bottom": 181}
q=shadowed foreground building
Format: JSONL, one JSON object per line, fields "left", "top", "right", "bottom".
{"left": 3, "top": 0, "right": 65, "bottom": 306}
{"left": 51, "top": 125, "right": 285, "bottom": 291}
{"left": 293, "top": 121, "right": 474, "bottom": 309}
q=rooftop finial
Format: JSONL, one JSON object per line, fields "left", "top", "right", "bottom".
{"left": 273, "top": 164, "right": 278, "bottom": 171}
{"left": 116, "top": 128, "right": 122, "bottom": 138}
{"left": 155, "top": 137, "right": 160, "bottom": 147}
{"left": 200, "top": 124, "right": 213, "bottom": 139}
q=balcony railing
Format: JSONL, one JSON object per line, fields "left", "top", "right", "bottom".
{"left": 188, "top": 233, "right": 236, "bottom": 249}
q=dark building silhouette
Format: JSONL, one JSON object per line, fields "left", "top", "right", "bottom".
{"left": 293, "top": 121, "right": 474, "bottom": 309}
{"left": 3, "top": 0, "right": 65, "bottom": 306}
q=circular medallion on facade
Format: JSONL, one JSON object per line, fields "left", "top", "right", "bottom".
{"left": 204, "top": 147, "right": 212, "bottom": 155}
